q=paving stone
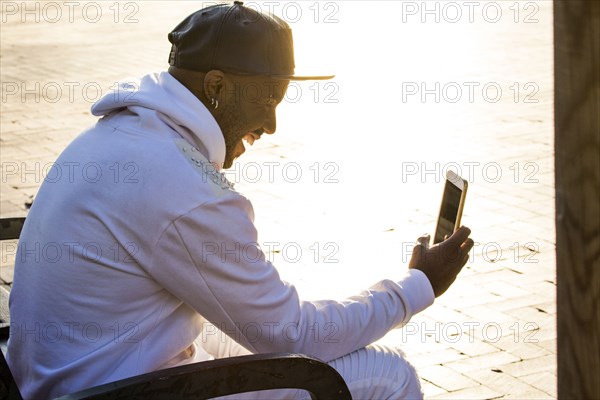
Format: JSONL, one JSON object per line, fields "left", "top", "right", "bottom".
{"left": 445, "top": 350, "right": 521, "bottom": 374}
{"left": 418, "top": 365, "right": 480, "bottom": 392}
{"left": 461, "top": 305, "right": 516, "bottom": 324}
{"left": 519, "top": 280, "right": 557, "bottom": 300}
{"left": 449, "top": 336, "right": 508, "bottom": 358}
{"left": 491, "top": 335, "right": 551, "bottom": 360}
{"left": 470, "top": 368, "right": 552, "bottom": 400}
{"left": 480, "top": 280, "right": 534, "bottom": 299}
{"left": 427, "top": 384, "right": 503, "bottom": 400}
{"left": 411, "top": 348, "right": 469, "bottom": 369}
{"left": 508, "top": 306, "right": 555, "bottom": 329}
{"left": 440, "top": 291, "right": 505, "bottom": 311}
{"left": 421, "top": 304, "right": 473, "bottom": 325}
{"left": 493, "top": 294, "right": 554, "bottom": 313}
{"left": 0, "top": 271, "right": 15, "bottom": 286}
{"left": 498, "top": 354, "right": 557, "bottom": 378}
{"left": 534, "top": 339, "right": 557, "bottom": 354}
{"left": 519, "top": 371, "right": 557, "bottom": 397}
{"left": 420, "top": 380, "right": 448, "bottom": 398}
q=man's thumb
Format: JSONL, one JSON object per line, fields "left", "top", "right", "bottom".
{"left": 409, "top": 241, "right": 426, "bottom": 268}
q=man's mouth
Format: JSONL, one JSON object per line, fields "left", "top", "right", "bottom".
{"left": 231, "top": 131, "right": 263, "bottom": 162}
{"left": 243, "top": 131, "right": 262, "bottom": 146}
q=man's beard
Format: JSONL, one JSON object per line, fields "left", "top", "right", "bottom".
{"left": 223, "top": 132, "right": 245, "bottom": 169}
{"left": 219, "top": 103, "right": 250, "bottom": 169}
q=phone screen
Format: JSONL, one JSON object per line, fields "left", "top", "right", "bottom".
{"left": 433, "top": 180, "right": 463, "bottom": 244}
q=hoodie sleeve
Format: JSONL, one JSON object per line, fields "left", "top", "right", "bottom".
{"left": 146, "top": 191, "right": 434, "bottom": 362}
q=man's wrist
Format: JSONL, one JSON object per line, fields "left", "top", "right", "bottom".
{"left": 397, "top": 269, "right": 435, "bottom": 315}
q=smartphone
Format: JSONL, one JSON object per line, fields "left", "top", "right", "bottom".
{"left": 433, "top": 171, "right": 468, "bottom": 244}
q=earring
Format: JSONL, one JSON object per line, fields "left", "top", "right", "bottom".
{"left": 211, "top": 98, "right": 219, "bottom": 110}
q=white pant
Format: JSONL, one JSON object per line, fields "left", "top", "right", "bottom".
{"left": 201, "top": 329, "right": 424, "bottom": 400}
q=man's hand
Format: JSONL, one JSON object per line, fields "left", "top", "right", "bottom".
{"left": 409, "top": 226, "right": 474, "bottom": 297}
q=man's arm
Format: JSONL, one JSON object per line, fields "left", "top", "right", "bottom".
{"left": 146, "top": 192, "right": 466, "bottom": 362}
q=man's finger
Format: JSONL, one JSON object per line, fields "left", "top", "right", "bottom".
{"left": 446, "top": 226, "right": 471, "bottom": 245}
{"left": 453, "top": 239, "right": 475, "bottom": 272}
{"left": 409, "top": 241, "right": 426, "bottom": 268}
{"left": 416, "top": 234, "right": 430, "bottom": 249}
{"left": 461, "top": 238, "right": 475, "bottom": 253}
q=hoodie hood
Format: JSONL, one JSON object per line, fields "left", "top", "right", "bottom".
{"left": 91, "top": 72, "right": 226, "bottom": 168}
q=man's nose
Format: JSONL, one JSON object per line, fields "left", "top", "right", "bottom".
{"left": 263, "top": 108, "right": 277, "bottom": 134}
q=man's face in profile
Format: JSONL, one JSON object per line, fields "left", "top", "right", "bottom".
{"left": 217, "top": 74, "right": 289, "bottom": 169}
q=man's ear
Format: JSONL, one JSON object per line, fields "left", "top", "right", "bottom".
{"left": 203, "top": 70, "right": 225, "bottom": 101}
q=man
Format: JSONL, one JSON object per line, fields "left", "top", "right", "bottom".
{"left": 7, "top": 2, "right": 474, "bottom": 399}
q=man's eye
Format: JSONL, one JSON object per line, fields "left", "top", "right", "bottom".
{"left": 255, "top": 96, "right": 276, "bottom": 109}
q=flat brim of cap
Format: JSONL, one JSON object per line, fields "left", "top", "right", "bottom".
{"left": 269, "top": 74, "right": 335, "bottom": 81}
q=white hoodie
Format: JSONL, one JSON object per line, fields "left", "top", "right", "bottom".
{"left": 7, "top": 72, "right": 434, "bottom": 399}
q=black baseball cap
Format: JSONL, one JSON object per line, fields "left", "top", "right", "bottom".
{"left": 168, "top": 1, "right": 334, "bottom": 81}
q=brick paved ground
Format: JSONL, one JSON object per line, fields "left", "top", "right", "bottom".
{"left": 1, "top": 1, "right": 556, "bottom": 398}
